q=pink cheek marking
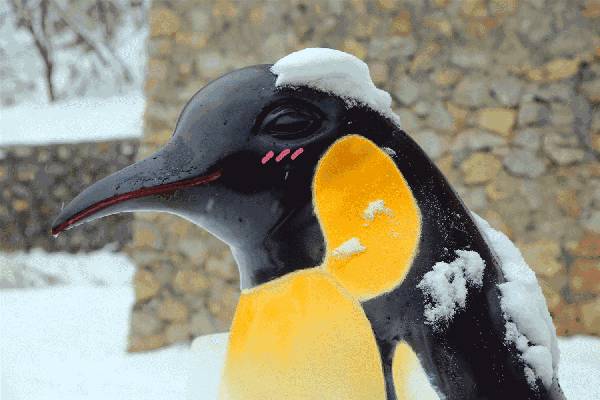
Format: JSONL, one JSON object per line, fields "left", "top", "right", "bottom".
{"left": 275, "top": 148, "right": 291, "bottom": 162}
{"left": 261, "top": 151, "right": 274, "bottom": 164}
{"left": 290, "top": 148, "right": 304, "bottom": 160}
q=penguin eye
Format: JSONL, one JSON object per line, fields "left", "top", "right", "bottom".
{"left": 261, "top": 105, "right": 321, "bottom": 138}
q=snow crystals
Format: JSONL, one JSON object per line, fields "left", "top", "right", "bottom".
{"left": 332, "top": 237, "right": 366, "bottom": 258}
{"left": 363, "top": 199, "right": 393, "bottom": 221}
{"left": 382, "top": 147, "right": 397, "bottom": 157}
{"left": 417, "top": 250, "right": 485, "bottom": 329}
{"left": 472, "top": 213, "right": 559, "bottom": 389}
{"left": 271, "top": 48, "right": 401, "bottom": 126}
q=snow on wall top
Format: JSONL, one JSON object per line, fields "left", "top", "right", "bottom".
{"left": 472, "top": 213, "right": 559, "bottom": 389}
{"left": 0, "top": 94, "right": 144, "bottom": 146}
{"left": 271, "top": 48, "right": 401, "bottom": 126}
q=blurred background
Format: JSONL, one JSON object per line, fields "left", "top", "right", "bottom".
{"left": 1, "top": 0, "right": 599, "bottom": 399}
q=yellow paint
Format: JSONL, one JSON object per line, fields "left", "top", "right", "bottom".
{"left": 220, "top": 268, "right": 386, "bottom": 400}
{"left": 313, "top": 134, "right": 421, "bottom": 300}
{"left": 393, "top": 341, "right": 441, "bottom": 400}
{"left": 220, "top": 135, "right": 424, "bottom": 398}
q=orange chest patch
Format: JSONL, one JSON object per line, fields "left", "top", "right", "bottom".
{"left": 219, "top": 269, "right": 386, "bottom": 400}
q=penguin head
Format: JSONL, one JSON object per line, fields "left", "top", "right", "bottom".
{"left": 51, "top": 48, "right": 403, "bottom": 286}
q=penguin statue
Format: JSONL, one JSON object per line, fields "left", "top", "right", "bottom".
{"left": 53, "top": 48, "right": 566, "bottom": 400}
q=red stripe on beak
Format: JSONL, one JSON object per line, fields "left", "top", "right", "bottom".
{"left": 52, "top": 170, "right": 222, "bottom": 236}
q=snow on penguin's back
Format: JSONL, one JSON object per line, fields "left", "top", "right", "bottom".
{"left": 472, "top": 213, "right": 560, "bottom": 389}
{"left": 271, "top": 48, "right": 401, "bottom": 126}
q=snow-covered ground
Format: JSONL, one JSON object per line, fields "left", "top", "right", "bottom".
{"left": 1, "top": 286, "right": 193, "bottom": 400}
{"left": 0, "top": 249, "right": 196, "bottom": 400}
{"left": 1, "top": 250, "right": 599, "bottom": 399}
{"left": 558, "top": 336, "right": 600, "bottom": 399}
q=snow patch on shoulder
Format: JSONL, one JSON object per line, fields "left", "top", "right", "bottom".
{"left": 417, "top": 250, "right": 485, "bottom": 329}
{"left": 472, "top": 213, "right": 559, "bottom": 389}
{"left": 271, "top": 48, "right": 401, "bottom": 126}
{"left": 363, "top": 199, "right": 393, "bottom": 221}
{"left": 332, "top": 237, "right": 366, "bottom": 258}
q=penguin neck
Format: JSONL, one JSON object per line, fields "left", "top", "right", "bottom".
{"left": 231, "top": 201, "right": 325, "bottom": 290}
{"left": 380, "top": 125, "right": 494, "bottom": 266}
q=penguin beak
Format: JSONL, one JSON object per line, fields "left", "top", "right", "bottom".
{"left": 51, "top": 138, "right": 222, "bottom": 236}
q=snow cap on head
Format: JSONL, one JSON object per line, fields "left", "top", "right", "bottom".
{"left": 271, "top": 48, "right": 401, "bottom": 126}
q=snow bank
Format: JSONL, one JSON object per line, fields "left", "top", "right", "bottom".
{"left": 417, "top": 250, "right": 485, "bottom": 328}
{"left": 0, "top": 286, "right": 192, "bottom": 400}
{"left": 472, "top": 213, "right": 559, "bottom": 389}
{"left": 0, "top": 93, "right": 144, "bottom": 146}
{"left": 332, "top": 237, "right": 366, "bottom": 258}
{"left": 271, "top": 48, "right": 401, "bottom": 126}
{"left": 188, "top": 334, "right": 229, "bottom": 400}
{"left": 0, "top": 246, "right": 134, "bottom": 289}
{"left": 556, "top": 336, "right": 600, "bottom": 399}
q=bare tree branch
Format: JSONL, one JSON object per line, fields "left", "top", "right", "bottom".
{"left": 47, "top": 0, "right": 133, "bottom": 84}
{"left": 10, "top": 0, "right": 56, "bottom": 101}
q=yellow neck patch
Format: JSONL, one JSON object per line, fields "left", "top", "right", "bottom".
{"left": 313, "top": 134, "right": 421, "bottom": 300}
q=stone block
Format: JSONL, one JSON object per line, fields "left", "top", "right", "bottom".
{"left": 190, "top": 311, "right": 215, "bottom": 336}
{"left": 543, "top": 133, "right": 586, "bottom": 165}
{"left": 551, "top": 303, "right": 583, "bottom": 336}
{"left": 393, "top": 76, "right": 419, "bottom": 106}
{"left": 581, "top": 79, "right": 600, "bottom": 103}
{"left": 173, "top": 269, "right": 209, "bottom": 294}
{"left": 134, "top": 269, "right": 161, "bottom": 301}
{"left": 580, "top": 298, "right": 600, "bottom": 336}
{"left": 555, "top": 189, "right": 582, "bottom": 218}
{"left": 433, "top": 68, "right": 462, "bottom": 87}
{"left": 490, "top": 76, "right": 522, "bottom": 106}
{"left": 165, "top": 322, "right": 191, "bottom": 344}
{"left": 460, "top": 152, "right": 502, "bottom": 184}
{"left": 477, "top": 108, "right": 516, "bottom": 136}
{"left": 131, "top": 310, "right": 163, "bottom": 336}
{"left": 412, "top": 130, "right": 446, "bottom": 159}
{"left": 453, "top": 76, "right": 492, "bottom": 107}
{"left": 391, "top": 10, "right": 412, "bottom": 36}
{"left": 158, "top": 297, "right": 189, "bottom": 322}
{"left": 519, "top": 239, "right": 564, "bottom": 278}
{"left": 526, "top": 58, "right": 580, "bottom": 82}
{"left": 503, "top": 149, "right": 546, "bottom": 178}
{"left": 571, "top": 232, "right": 600, "bottom": 258}
{"left": 128, "top": 334, "right": 166, "bottom": 352}
{"left": 150, "top": 8, "right": 180, "bottom": 37}
{"left": 570, "top": 258, "right": 600, "bottom": 295}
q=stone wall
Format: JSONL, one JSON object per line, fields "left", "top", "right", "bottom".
{"left": 0, "top": 141, "right": 137, "bottom": 252}
{"left": 131, "top": 0, "right": 600, "bottom": 351}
